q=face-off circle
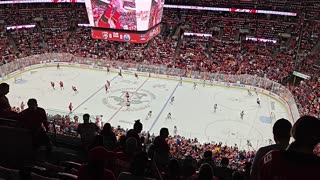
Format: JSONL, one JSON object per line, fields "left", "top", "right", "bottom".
{"left": 103, "top": 88, "right": 156, "bottom": 111}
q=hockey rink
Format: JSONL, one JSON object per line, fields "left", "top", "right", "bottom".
{"left": 3, "top": 66, "right": 291, "bottom": 150}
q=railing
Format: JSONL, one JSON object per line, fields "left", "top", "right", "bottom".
{"left": 0, "top": 53, "right": 301, "bottom": 149}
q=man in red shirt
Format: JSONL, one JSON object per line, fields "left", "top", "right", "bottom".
{"left": 19, "top": 98, "right": 51, "bottom": 152}
{"left": 259, "top": 115, "right": 320, "bottom": 180}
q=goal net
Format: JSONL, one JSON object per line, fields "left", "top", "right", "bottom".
{"left": 14, "top": 76, "right": 23, "bottom": 84}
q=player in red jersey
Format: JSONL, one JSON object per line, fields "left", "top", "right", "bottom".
{"left": 106, "top": 65, "right": 110, "bottom": 73}
{"left": 68, "top": 102, "right": 73, "bottom": 112}
{"left": 95, "top": 116, "right": 100, "bottom": 128}
{"left": 105, "top": 84, "right": 108, "bottom": 93}
{"left": 20, "top": 101, "right": 25, "bottom": 111}
{"left": 125, "top": 92, "right": 130, "bottom": 101}
{"left": 72, "top": 86, "right": 78, "bottom": 93}
{"left": 258, "top": 115, "right": 320, "bottom": 180}
{"left": 51, "top": 81, "right": 55, "bottom": 89}
{"left": 134, "top": 73, "right": 138, "bottom": 79}
{"left": 59, "top": 81, "right": 64, "bottom": 90}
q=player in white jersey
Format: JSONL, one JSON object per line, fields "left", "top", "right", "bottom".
{"left": 248, "top": 90, "right": 253, "bottom": 96}
{"left": 203, "top": 79, "right": 206, "bottom": 87}
{"left": 240, "top": 111, "right": 245, "bottom": 119}
{"left": 179, "top": 77, "right": 183, "bottom": 86}
{"left": 147, "top": 110, "right": 152, "bottom": 119}
{"left": 193, "top": 82, "right": 197, "bottom": 89}
{"left": 257, "top": 98, "right": 261, "bottom": 108}
{"left": 166, "top": 112, "right": 172, "bottom": 119}
{"left": 173, "top": 126, "right": 177, "bottom": 136}
{"left": 213, "top": 104, "right": 218, "bottom": 112}
{"left": 170, "top": 96, "right": 175, "bottom": 104}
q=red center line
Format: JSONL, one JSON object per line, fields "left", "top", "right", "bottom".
{"left": 107, "top": 77, "right": 150, "bottom": 123}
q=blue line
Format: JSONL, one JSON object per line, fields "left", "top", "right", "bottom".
{"left": 73, "top": 75, "right": 118, "bottom": 112}
{"left": 149, "top": 82, "right": 180, "bottom": 132}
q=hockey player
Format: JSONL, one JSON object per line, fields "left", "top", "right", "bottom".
{"left": 248, "top": 90, "right": 253, "bottom": 96}
{"left": 105, "top": 84, "right": 108, "bottom": 93}
{"left": 240, "top": 111, "right": 245, "bottom": 119}
{"left": 254, "top": 88, "right": 258, "bottom": 95}
{"left": 193, "top": 82, "right": 197, "bottom": 89}
{"left": 134, "top": 73, "right": 138, "bottom": 79}
{"left": 213, "top": 104, "right": 218, "bottom": 113}
{"left": 146, "top": 110, "right": 152, "bottom": 120}
{"left": 126, "top": 100, "right": 130, "bottom": 108}
{"left": 72, "top": 86, "right": 78, "bottom": 93}
{"left": 69, "top": 102, "right": 73, "bottom": 113}
{"left": 170, "top": 96, "right": 175, "bottom": 104}
{"left": 257, "top": 98, "right": 261, "bottom": 108}
{"left": 119, "top": 69, "right": 123, "bottom": 77}
{"left": 20, "top": 101, "right": 25, "bottom": 111}
{"left": 148, "top": 110, "right": 152, "bottom": 118}
{"left": 166, "top": 112, "right": 172, "bottom": 119}
{"left": 51, "top": 81, "right": 55, "bottom": 90}
{"left": 180, "top": 77, "right": 183, "bottom": 86}
{"left": 173, "top": 125, "right": 177, "bottom": 136}
{"left": 57, "top": 63, "right": 60, "bottom": 69}
{"left": 107, "top": 80, "right": 111, "bottom": 87}
{"left": 125, "top": 92, "right": 130, "bottom": 101}
{"left": 59, "top": 81, "right": 64, "bottom": 90}
{"left": 106, "top": 65, "right": 110, "bottom": 73}
{"left": 203, "top": 79, "right": 206, "bottom": 87}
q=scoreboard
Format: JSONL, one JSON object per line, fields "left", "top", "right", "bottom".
{"left": 85, "top": 0, "right": 164, "bottom": 31}
{"left": 85, "top": 0, "right": 164, "bottom": 43}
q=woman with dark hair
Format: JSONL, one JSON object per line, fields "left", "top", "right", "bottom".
{"left": 198, "top": 163, "right": 215, "bottom": 180}
{"left": 101, "top": 123, "right": 117, "bottom": 150}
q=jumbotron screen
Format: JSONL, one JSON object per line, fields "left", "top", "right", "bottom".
{"left": 85, "top": 0, "right": 165, "bottom": 31}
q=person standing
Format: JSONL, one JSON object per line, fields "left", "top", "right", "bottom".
{"left": 19, "top": 98, "right": 51, "bottom": 152}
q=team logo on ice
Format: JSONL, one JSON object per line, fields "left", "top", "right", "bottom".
{"left": 103, "top": 88, "right": 156, "bottom": 111}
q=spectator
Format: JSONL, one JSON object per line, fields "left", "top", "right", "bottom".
{"left": 126, "top": 120, "right": 143, "bottom": 148}
{"left": 101, "top": 123, "right": 117, "bottom": 150}
{"left": 214, "top": 157, "right": 233, "bottom": 180}
{"left": 197, "top": 150, "right": 215, "bottom": 169}
{"left": 118, "top": 151, "right": 155, "bottom": 180}
{"left": 242, "top": 162, "right": 251, "bottom": 180}
{"left": 78, "top": 146, "right": 116, "bottom": 180}
{"left": 163, "top": 158, "right": 181, "bottom": 180}
{"left": 77, "top": 113, "right": 100, "bottom": 150}
{"left": 0, "top": 83, "right": 19, "bottom": 121}
{"left": 153, "top": 127, "right": 170, "bottom": 168}
{"left": 251, "top": 118, "right": 292, "bottom": 180}
{"left": 232, "top": 171, "right": 245, "bottom": 180}
{"left": 197, "top": 163, "right": 217, "bottom": 180}
{"left": 0, "top": 83, "right": 11, "bottom": 111}
{"left": 114, "top": 137, "right": 139, "bottom": 177}
{"left": 19, "top": 98, "right": 51, "bottom": 152}
{"left": 181, "top": 156, "right": 196, "bottom": 179}
{"left": 259, "top": 115, "right": 320, "bottom": 180}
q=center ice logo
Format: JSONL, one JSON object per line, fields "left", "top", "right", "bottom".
{"left": 103, "top": 88, "right": 156, "bottom": 111}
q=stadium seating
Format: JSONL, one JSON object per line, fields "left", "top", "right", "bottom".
{"left": 0, "top": 1, "right": 319, "bottom": 179}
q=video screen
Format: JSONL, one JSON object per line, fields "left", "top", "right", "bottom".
{"left": 85, "top": 0, "right": 164, "bottom": 31}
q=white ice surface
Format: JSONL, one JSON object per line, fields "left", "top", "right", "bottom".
{"left": 4, "top": 66, "right": 290, "bottom": 150}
